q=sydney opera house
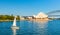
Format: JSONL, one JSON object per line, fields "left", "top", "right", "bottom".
{"left": 33, "top": 12, "right": 48, "bottom": 19}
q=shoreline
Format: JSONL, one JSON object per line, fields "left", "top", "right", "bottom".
{"left": 0, "top": 18, "right": 60, "bottom": 22}
{"left": 0, "top": 20, "right": 20, "bottom": 22}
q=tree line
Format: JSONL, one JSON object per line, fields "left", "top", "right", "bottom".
{"left": 0, "top": 15, "right": 20, "bottom": 20}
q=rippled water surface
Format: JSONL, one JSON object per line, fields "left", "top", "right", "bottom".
{"left": 0, "top": 20, "right": 60, "bottom": 35}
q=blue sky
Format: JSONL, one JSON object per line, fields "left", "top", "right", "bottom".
{"left": 0, "top": 0, "right": 60, "bottom": 16}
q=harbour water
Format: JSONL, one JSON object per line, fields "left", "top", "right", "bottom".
{"left": 0, "top": 20, "right": 60, "bottom": 35}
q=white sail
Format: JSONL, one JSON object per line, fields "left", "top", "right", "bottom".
{"left": 13, "top": 16, "right": 17, "bottom": 26}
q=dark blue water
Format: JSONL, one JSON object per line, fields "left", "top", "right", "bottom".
{"left": 0, "top": 20, "right": 60, "bottom": 35}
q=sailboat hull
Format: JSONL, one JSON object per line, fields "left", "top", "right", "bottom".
{"left": 11, "top": 26, "right": 19, "bottom": 29}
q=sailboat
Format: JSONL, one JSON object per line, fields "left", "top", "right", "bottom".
{"left": 11, "top": 16, "right": 19, "bottom": 29}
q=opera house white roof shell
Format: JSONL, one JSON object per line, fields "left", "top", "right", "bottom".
{"left": 33, "top": 12, "right": 48, "bottom": 18}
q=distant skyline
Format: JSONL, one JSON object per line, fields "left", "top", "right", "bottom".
{"left": 0, "top": 0, "right": 60, "bottom": 16}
